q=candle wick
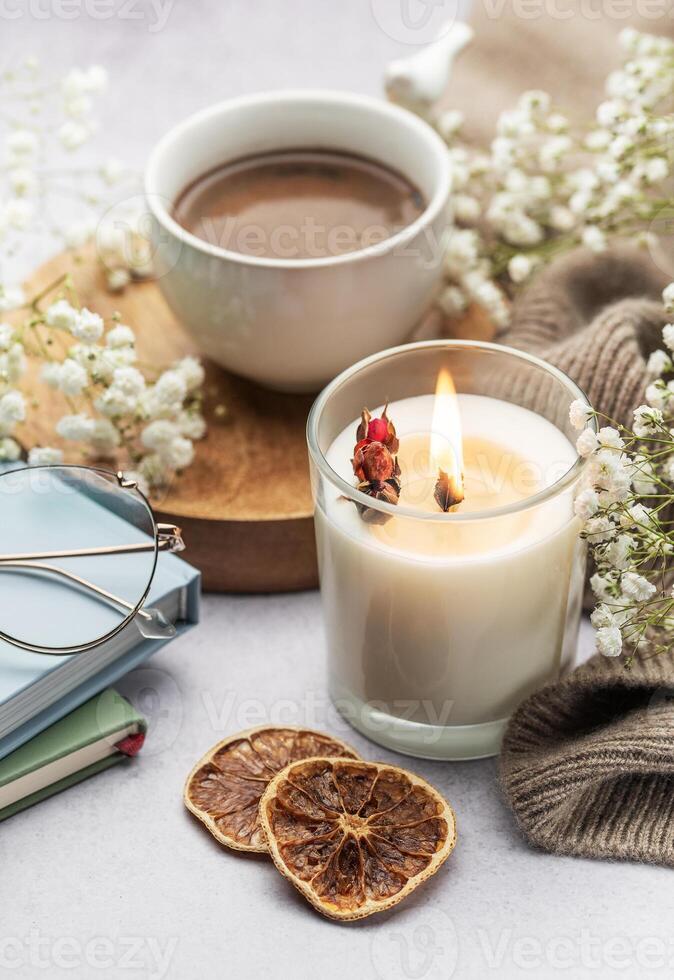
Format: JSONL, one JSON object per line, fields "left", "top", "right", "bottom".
{"left": 434, "top": 468, "right": 465, "bottom": 512}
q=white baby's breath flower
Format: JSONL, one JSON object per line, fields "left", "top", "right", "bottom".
{"left": 663, "top": 284, "right": 674, "bottom": 316}
{"left": 437, "top": 109, "right": 464, "bottom": 142}
{"left": 549, "top": 205, "right": 576, "bottom": 232}
{"left": 89, "top": 418, "right": 121, "bottom": 454}
{"left": 100, "top": 158, "right": 124, "bottom": 185}
{"left": 438, "top": 285, "right": 468, "bottom": 317}
{"left": 153, "top": 369, "right": 187, "bottom": 409}
{"left": 584, "top": 515, "right": 615, "bottom": 542}
{"left": 56, "top": 413, "right": 95, "bottom": 441}
{"left": 71, "top": 308, "right": 104, "bottom": 344}
{"left": 645, "top": 381, "right": 667, "bottom": 411}
{"left": 45, "top": 300, "right": 79, "bottom": 332}
{"left": 106, "top": 268, "right": 131, "bottom": 293}
{"left": 175, "top": 357, "right": 205, "bottom": 393}
{"left": 577, "top": 428, "right": 599, "bottom": 457}
{"left": 27, "top": 446, "right": 64, "bottom": 466}
{"left": 596, "top": 625, "right": 623, "bottom": 658}
{"left": 0, "top": 437, "right": 21, "bottom": 462}
{"left": 591, "top": 572, "right": 613, "bottom": 601}
{"left": 597, "top": 427, "right": 624, "bottom": 450}
{"left": 0, "top": 344, "right": 26, "bottom": 385}
{"left": 547, "top": 113, "right": 568, "bottom": 133}
{"left": 177, "top": 410, "right": 206, "bottom": 441}
{"left": 596, "top": 100, "right": 624, "bottom": 128}
{"left": 592, "top": 450, "right": 631, "bottom": 498}
{"left": 647, "top": 349, "right": 671, "bottom": 375}
{"left": 58, "top": 120, "right": 89, "bottom": 151}
{"left": 0, "top": 390, "right": 26, "bottom": 429}
{"left": 139, "top": 452, "right": 169, "bottom": 488}
{"left": 96, "top": 387, "right": 136, "bottom": 418}
{"left": 603, "top": 533, "right": 634, "bottom": 570}
{"left": 5, "top": 199, "right": 34, "bottom": 230}
{"left": 443, "top": 229, "right": 481, "bottom": 277}
{"left": 111, "top": 366, "right": 145, "bottom": 399}
{"left": 9, "top": 167, "right": 37, "bottom": 196}
{"left": 141, "top": 419, "right": 180, "bottom": 451}
{"left": 582, "top": 226, "right": 607, "bottom": 252}
{"left": 633, "top": 404, "right": 664, "bottom": 437}
{"left": 64, "top": 94, "right": 92, "bottom": 118}
{"left": 162, "top": 436, "right": 194, "bottom": 470}
{"left": 661, "top": 324, "right": 674, "bottom": 351}
{"left": 58, "top": 359, "right": 88, "bottom": 396}
{"left": 105, "top": 324, "right": 135, "bottom": 349}
{"left": 620, "top": 571, "right": 656, "bottom": 603}
{"left": 0, "top": 324, "right": 15, "bottom": 351}
{"left": 508, "top": 254, "right": 535, "bottom": 284}
{"left": 105, "top": 347, "right": 137, "bottom": 373}
{"left": 6, "top": 129, "right": 39, "bottom": 159}
{"left": 453, "top": 194, "right": 482, "bottom": 224}
{"left": 590, "top": 604, "right": 616, "bottom": 630}
{"left": 574, "top": 487, "right": 599, "bottom": 521}
{"left": 628, "top": 503, "right": 651, "bottom": 526}
{"left": 0, "top": 286, "right": 24, "bottom": 313}
{"left": 569, "top": 399, "right": 592, "bottom": 430}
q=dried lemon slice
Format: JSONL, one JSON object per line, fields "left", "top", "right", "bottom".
{"left": 259, "top": 757, "right": 456, "bottom": 920}
{"left": 184, "top": 727, "right": 359, "bottom": 853}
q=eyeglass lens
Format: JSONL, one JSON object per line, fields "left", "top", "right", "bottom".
{"left": 0, "top": 467, "right": 157, "bottom": 652}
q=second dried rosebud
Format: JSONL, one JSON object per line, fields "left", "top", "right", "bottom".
{"left": 353, "top": 441, "right": 395, "bottom": 483}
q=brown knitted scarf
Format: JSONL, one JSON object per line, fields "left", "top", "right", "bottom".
{"left": 500, "top": 246, "right": 670, "bottom": 426}
{"left": 497, "top": 246, "right": 674, "bottom": 867}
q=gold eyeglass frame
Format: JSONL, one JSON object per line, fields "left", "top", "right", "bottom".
{"left": 0, "top": 465, "right": 185, "bottom": 657}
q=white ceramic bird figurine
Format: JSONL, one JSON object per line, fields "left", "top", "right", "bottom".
{"left": 385, "top": 20, "right": 474, "bottom": 119}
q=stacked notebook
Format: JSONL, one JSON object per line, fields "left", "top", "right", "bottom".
{"left": 0, "top": 689, "right": 147, "bottom": 821}
{"left": 0, "top": 466, "right": 200, "bottom": 815}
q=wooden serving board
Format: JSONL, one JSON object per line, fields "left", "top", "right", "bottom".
{"left": 18, "top": 248, "right": 494, "bottom": 593}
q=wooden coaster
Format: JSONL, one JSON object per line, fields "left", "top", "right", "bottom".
{"left": 18, "top": 248, "right": 494, "bottom": 593}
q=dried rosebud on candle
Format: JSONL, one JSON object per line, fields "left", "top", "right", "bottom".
{"left": 353, "top": 441, "right": 395, "bottom": 483}
{"left": 356, "top": 478, "right": 402, "bottom": 524}
{"left": 355, "top": 406, "right": 400, "bottom": 454}
{"left": 352, "top": 406, "right": 401, "bottom": 523}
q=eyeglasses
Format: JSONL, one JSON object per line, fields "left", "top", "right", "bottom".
{"left": 0, "top": 465, "right": 185, "bottom": 656}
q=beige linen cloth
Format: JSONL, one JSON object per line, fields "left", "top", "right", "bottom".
{"left": 443, "top": 7, "right": 674, "bottom": 866}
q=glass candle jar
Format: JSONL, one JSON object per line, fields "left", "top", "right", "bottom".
{"left": 307, "top": 341, "right": 592, "bottom": 760}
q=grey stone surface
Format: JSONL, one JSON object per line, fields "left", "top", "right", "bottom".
{"left": 2, "top": 4, "right": 671, "bottom": 979}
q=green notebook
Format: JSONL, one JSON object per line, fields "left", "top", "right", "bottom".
{"left": 0, "top": 689, "right": 147, "bottom": 822}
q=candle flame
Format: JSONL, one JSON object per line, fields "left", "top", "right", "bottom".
{"left": 431, "top": 368, "right": 464, "bottom": 505}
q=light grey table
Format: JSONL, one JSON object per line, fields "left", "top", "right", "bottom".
{"left": 3, "top": 4, "right": 672, "bottom": 979}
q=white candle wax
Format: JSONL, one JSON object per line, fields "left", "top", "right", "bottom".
{"left": 315, "top": 393, "right": 585, "bottom": 759}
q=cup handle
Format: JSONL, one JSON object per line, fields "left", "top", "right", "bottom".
{"left": 384, "top": 20, "right": 474, "bottom": 119}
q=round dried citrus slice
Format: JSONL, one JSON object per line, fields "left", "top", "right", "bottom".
{"left": 259, "top": 757, "right": 456, "bottom": 920}
{"left": 184, "top": 727, "right": 359, "bottom": 853}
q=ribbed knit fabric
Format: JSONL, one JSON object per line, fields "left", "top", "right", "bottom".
{"left": 498, "top": 246, "right": 674, "bottom": 867}
{"left": 499, "top": 246, "right": 670, "bottom": 425}
{"left": 500, "top": 652, "right": 674, "bottom": 866}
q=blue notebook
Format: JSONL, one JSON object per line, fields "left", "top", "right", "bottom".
{"left": 0, "top": 469, "right": 200, "bottom": 761}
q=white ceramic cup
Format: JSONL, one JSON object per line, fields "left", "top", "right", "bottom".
{"left": 144, "top": 90, "right": 451, "bottom": 392}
